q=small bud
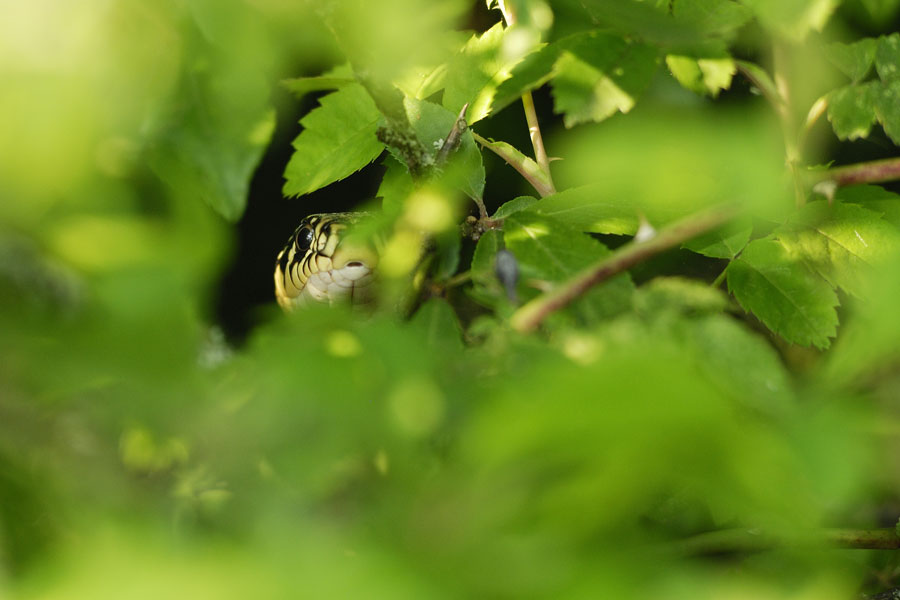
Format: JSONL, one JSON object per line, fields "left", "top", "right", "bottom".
{"left": 495, "top": 249, "right": 519, "bottom": 303}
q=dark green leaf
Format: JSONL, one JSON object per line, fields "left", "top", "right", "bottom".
{"left": 834, "top": 184, "right": 900, "bottom": 228}
{"left": 826, "top": 83, "right": 879, "bottom": 141}
{"left": 409, "top": 297, "right": 464, "bottom": 351}
{"left": 283, "top": 84, "right": 384, "bottom": 197}
{"left": 727, "top": 238, "right": 838, "bottom": 349}
{"left": 493, "top": 196, "right": 538, "bottom": 219}
{"left": 671, "top": 0, "right": 752, "bottom": 38}
{"left": 825, "top": 38, "right": 877, "bottom": 82}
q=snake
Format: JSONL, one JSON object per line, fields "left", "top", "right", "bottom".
{"left": 274, "top": 213, "right": 378, "bottom": 310}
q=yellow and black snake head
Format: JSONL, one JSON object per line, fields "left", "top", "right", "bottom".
{"left": 274, "top": 213, "right": 378, "bottom": 310}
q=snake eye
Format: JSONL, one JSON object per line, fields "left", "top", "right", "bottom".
{"left": 295, "top": 227, "right": 315, "bottom": 252}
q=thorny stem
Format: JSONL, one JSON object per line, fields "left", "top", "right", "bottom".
{"left": 674, "top": 527, "right": 900, "bottom": 556}
{"left": 510, "top": 205, "right": 739, "bottom": 333}
{"left": 497, "top": 0, "right": 556, "bottom": 194}
{"left": 811, "top": 157, "right": 900, "bottom": 187}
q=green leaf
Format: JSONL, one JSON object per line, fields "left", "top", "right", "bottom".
{"left": 666, "top": 55, "right": 736, "bottom": 97}
{"left": 409, "top": 297, "right": 464, "bottom": 351}
{"left": 634, "top": 277, "right": 729, "bottom": 316}
{"left": 504, "top": 212, "right": 635, "bottom": 321}
{"left": 682, "top": 218, "right": 752, "bottom": 259}
{"left": 150, "top": 53, "right": 275, "bottom": 221}
{"left": 398, "top": 98, "right": 485, "bottom": 200}
{"left": 469, "top": 229, "right": 505, "bottom": 306}
{"left": 442, "top": 23, "right": 535, "bottom": 123}
{"left": 493, "top": 196, "right": 538, "bottom": 219}
{"left": 580, "top": 0, "right": 717, "bottom": 51}
{"left": 825, "top": 39, "right": 877, "bottom": 83}
{"left": 776, "top": 201, "right": 900, "bottom": 297}
{"left": 727, "top": 238, "right": 838, "bottom": 349}
{"left": 281, "top": 64, "right": 355, "bottom": 100}
{"left": 826, "top": 83, "right": 879, "bottom": 141}
{"left": 283, "top": 84, "right": 384, "bottom": 197}
{"left": 378, "top": 155, "right": 415, "bottom": 214}
{"left": 671, "top": 0, "right": 753, "bottom": 38}
{"left": 474, "top": 136, "right": 552, "bottom": 196}
{"left": 741, "top": 0, "right": 839, "bottom": 41}
{"left": 875, "top": 33, "right": 900, "bottom": 81}
{"left": 491, "top": 42, "right": 558, "bottom": 115}
{"left": 551, "top": 35, "right": 658, "bottom": 127}
{"left": 874, "top": 79, "right": 900, "bottom": 144}
{"left": 834, "top": 184, "right": 900, "bottom": 228}
{"left": 522, "top": 185, "right": 641, "bottom": 235}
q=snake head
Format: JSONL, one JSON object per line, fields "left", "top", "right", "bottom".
{"left": 274, "top": 213, "right": 379, "bottom": 310}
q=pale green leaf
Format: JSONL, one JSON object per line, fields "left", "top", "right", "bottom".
{"left": 378, "top": 155, "right": 414, "bottom": 214}
{"left": 876, "top": 33, "right": 900, "bottom": 81}
{"left": 442, "top": 23, "right": 536, "bottom": 123}
{"left": 550, "top": 36, "right": 658, "bottom": 127}
{"left": 825, "top": 39, "right": 877, "bottom": 83}
{"left": 490, "top": 42, "right": 558, "bottom": 115}
{"left": 634, "top": 277, "right": 729, "bottom": 316}
{"left": 667, "top": 55, "right": 736, "bottom": 97}
{"left": 727, "top": 238, "right": 838, "bottom": 349}
{"left": 281, "top": 64, "right": 355, "bottom": 100}
{"left": 283, "top": 84, "right": 384, "bottom": 197}
{"left": 671, "top": 0, "right": 753, "bottom": 38}
{"left": 827, "top": 83, "right": 879, "bottom": 141}
{"left": 521, "top": 185, "right": 642, "bottom": 235}
{"left": 493, "top": 196, "right": 538, "bottom": 219}
{"left": 475, "top": 136, "right": 551, "bottom": 196}
{"left": 776, "top": 201, "right": 900, "bottom": 297}
{"left": 741, "top": 0, "right": 839, "bottom": 41}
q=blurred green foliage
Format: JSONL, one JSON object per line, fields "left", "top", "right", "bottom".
{"left": 3, "top": 1, "right": 900, "bottom": 598}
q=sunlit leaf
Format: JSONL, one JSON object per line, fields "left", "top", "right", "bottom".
{"left": 283, "top": 84, "right": 384, "bottom": 197}
{"left": 727, "top": 238, "right": 839, "bottom": 349}
{"left": 666, "top": 55, "right": 736, "bottom": 97}
{"left": 682, "top": 218, "right": 752, "bottom": 258}
{"left": 776, "top": 201, "right": 900, "bottom": 297}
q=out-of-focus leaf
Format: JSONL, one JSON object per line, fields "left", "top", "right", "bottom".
{"left": 521, "top": 185, "right": 640, "bottom": 234}
{"left": 875, "top": 33, "right": 900, "bottom": 81}
{"left": 776, "top": 201, "right": 900, "bottom": 297}
{"left": 550, "top": 35, "right": 658, "bottom": 127}
{"left": 409, "top": 298, "right": 464, "bottom": 351}
{"left": 825, "top": 39, "right": 877, "bottom": 82}
{"left": 504, "top": 212, "right": 634, "bottom": 321}
{"left": 633, "top": 276, "right": 729, "bottom": 316}
{"left": 671, "top": 0, "right": 753, "bottom": 37}
{"left": 443, "top": 23, "right": 535, "bottom": 123}
{"left": 490, "top": 43, "right": 557, "bottom": 114}
{"left": 740, "top": 0, "right": 839, "bottom": 42}
{"left": 282, "top": 64, "right": 355, "bottom": 100}
{"left": 378, "top": 155, "right": 415, "bottom": 214}
{"left": 666, "top": 55, "right": 736, "bottom": 97}
{"left": 826, "top": 82, "right": 879, "bottom": 141}
{"left": 682, "top": 218, "right": 752, "bottom": 258}
{"left": 581, "top": 0, "right": 709, "bottom": 49}
{"left": 875, "top": 79, "right": 900, "bottom": 144}
{"left": 283, "top": 84, "right": 384, "bottom": 197}
{"left": 469, "top": 229, "right": 505, "bottom": 306}
{"left": 556, "top": 108, "right": 788, "bottom": 222}
{"left": 727, "top": 238, "right": 839, "bottom": 349}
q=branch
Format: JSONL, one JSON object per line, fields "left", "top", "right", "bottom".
{"left": 509, "top": 205, "right": 739, "bottom": 333}
{"left": 674, "top": 527, "right": 900, "bottom": 556}
{"left": 812, "top": 157, "right": 900, "bottom": 187}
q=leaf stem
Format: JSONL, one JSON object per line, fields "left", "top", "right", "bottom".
{"left": 510, "top": 204, "right": 739, "bottom": 333}
{"left": 497, "top": 1, "right": 556, "bottom": 194}
{"left": 711, "top": 265, "right": 728, "bottom": 289}
{"left": 674, "top": 527, "right": 900, "bottom": 556}
{"left": 472, "top": 131, "right": 555, "bottom": 197}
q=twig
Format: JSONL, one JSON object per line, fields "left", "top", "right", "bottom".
{"left": 673, "top": 527, "right": 900, "bottom": 556}
{"left": 497, "top": 1, "right": 556, "bottom": 194}
{"left": 435, "top": 103, "right": 469, "bottom": 167}
{"left": 811, "top": 157, "right": 900, "bottom": 187}
{"left": 510, "top": 205, "right": 739, "bottom": 333}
